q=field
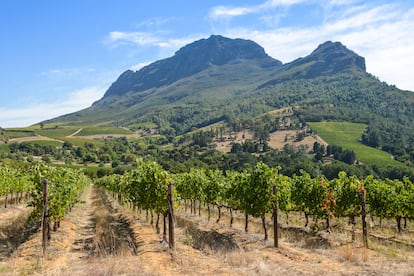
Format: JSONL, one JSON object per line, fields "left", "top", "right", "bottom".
{"left": 36, "top": 127, "right": 79, "bottom": 139}
{"left": 75, "top": 127, "right": 133, "bottom": 136}
{"left": 1, "top": 129, "right": 35, "bottom": 139}
{"left": 307, "top": 122, "right": 398, "bottom": 166}
{"left": 1, "top": 186, "right": 413, "bottom": 275}
{"left": 0, "top": 126, "right": 138, "bottom": 149}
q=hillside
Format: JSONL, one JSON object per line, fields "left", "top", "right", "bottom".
{"left": 45, "top": 35, "right": 373, "bottom": 130}
{"left": 42, "top": 35, "right": 414, "bottom": 164}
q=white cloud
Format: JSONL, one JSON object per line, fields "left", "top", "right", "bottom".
{"left": 135, "top": 17, "right": 176, "bottom": 28}
{"left": 0, "top": 86, "right": 106, "bottom": 128}
{"left": 263, "top": 0, "right": 306, "bottom": 8}
{"left": 40, "top": 67, "right": 96, "bottom": 78}
{"left": 209, "top": 6, "right": 254, "bottom": 19}
{"left": 106, "top": 31, "right": 203, "bottom": 57}
{"left": 218, "top": 2, "right": 414, "bottom": 91}
{"left": 209, "top": 0, "right": 306, "bottom": 20}
{"left": 107, "top": 1, "right": 414, "bottom": 93}
{"left": 107, "top": 31, "right": 161, "bottom": 47}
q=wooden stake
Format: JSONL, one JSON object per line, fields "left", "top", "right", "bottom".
{"left": 41, "top": 179, "right": 48, "bottom": 258}
{"left": 273, "top": 184, "right": 279, "bottom": 248}
{"left": 168, "top": 182, "right": 175, "bottom": 249}
{"left": 361, "top": 188, "right": 368, "bottom": 248}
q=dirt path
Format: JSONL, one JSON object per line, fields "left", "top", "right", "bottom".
{"left": 41, "top": 185, "right": 141, "bottom": 275}
{"left": 41, "top": 186, "right": 237, "bottom": 275}
{"left": 42, "top": 184, "right": 96, "bottom": 274}
{"left": 66, "top": 128, "right": 83, "bottom": 137}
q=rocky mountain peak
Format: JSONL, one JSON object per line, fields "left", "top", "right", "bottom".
{"left": 102, "top": 35, "right": 281, "bottom": 98}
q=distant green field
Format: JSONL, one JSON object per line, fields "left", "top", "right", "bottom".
{"left": 2, "top": 129, "right": 35, "bottom": 139}
{"left": 36, "top": 127, "right": 79, "bottom": 138}
{"left": 308, "top": 121, "right": 399, "bottom": 166}
{"left": 76, "top": 127, "right": 133, "bottom": 136}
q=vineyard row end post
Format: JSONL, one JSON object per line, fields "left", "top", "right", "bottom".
{"left": 273, "top": 184, "right": 278, "bottom": 248}
{"left": 361, "top": 188, "right": 368, "bottom": 248}
{"left": 168, "top": 182, "right": 175, "bottom": 249}
{"left": 42, "top": 179, "right": 48, "bottom": 259}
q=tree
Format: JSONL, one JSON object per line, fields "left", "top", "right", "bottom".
{"left": 362, "top": 128, "right": 381, "bottom": 148}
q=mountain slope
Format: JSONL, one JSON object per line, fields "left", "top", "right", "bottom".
{"left": 49, "top": 35, "right": 285, "bottom": 126}
{"left": 258, "top": 41, "right": 366, "bottom": 88}
{"left": 49, "top": 36, "right": 373, "bottom": 126}
{"left": 101, "top": 35, "right": 281, "bottom": 100}
{"left": 46, "top": 36, "right": 414, "bottom": 154}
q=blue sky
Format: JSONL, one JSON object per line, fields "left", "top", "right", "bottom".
{"left": 1, "top": 0, "right": 413, "bottom": 127}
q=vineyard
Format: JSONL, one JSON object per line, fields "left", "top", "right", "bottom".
{"left": 0, "top": 162, "right": 89, "bottom": 260}
{"left": 97, "top": 160, "right": 414, "bottom": 240}
{"left": 0, "top": 160, "right": 413, "bottom": 275}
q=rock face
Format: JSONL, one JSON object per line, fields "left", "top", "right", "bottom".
{"left": 102, "top": 38, "right": 366, "bottom": 100}
{"left": 286, "top": 41, "right": 366, "bottom": 76}
{"left": 102, "top": 35, "right": 282, "bottom": 98}
{"left": 257, "top": 41, "right": 366, "bottom": 89}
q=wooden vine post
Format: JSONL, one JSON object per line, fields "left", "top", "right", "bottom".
{"left": 168, "top": 181, "right": 175, "bottom": 249}
{"left": 41, "top": 179, "right": 49, "bottom": 258}
{"left": 273, "top": 184, "right": 279, "bottom": 248}
{"left": 360, "top": 187, "right": 368, "bottom": 248}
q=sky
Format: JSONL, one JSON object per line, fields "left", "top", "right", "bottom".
{"left": 1, "top": 0, "right": 413, "bottom": 127}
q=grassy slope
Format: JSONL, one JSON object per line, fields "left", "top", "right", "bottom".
{"left": 1, "top": 129, "right": 35, "bottom": 139}
{"left": 47, "top": 61, "right": 275, "bottom": 126}
{"left": 36, "top": 127, "right": 79, "bottom": 138}
{"left": 76, "top": 127, "right": 133, "bottom": 136}
{"left": 308, "top": 121, "right": 399, "bottom": 166}
{"left": 0, "top": 126, "right": 130, "bottom": 154}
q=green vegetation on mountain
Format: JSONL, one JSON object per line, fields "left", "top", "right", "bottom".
{"left": 75, "top": 127, "right": 133, "bottom": 136}
{"left": 1, "top": 35, "right": 413, "bottom": 179}
{"left": 308, "top": 122, "right": 397, "bottom": 166}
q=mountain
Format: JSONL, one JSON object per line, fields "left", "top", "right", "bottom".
{"left": 101, "top": 35, "right": 281, "bottom": 99}
{"left": 46, "top": 35, "right": 414, "bottom": 163}
{"left": 50, "top": 36, "right": 370, "bottom": 126}
{"left": 258, "top": 41, "right": 366, "bottom": 88}
{"left": 53, "top": 35, "right": 286, "bottom": 125}
{"left": 290, "top": 40, "right": 365, "bottom": 74}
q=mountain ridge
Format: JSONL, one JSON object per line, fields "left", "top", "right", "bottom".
{"left": 258, "top": 41, "right": 366, "bottom": 89}
{"left": 101, "top": 35, "right": 282, "bottom": 100}
{"left": 45, "top": 35, "right": 413, "bottom": 136}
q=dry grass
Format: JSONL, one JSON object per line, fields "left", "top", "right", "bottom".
{"left": 213, "top": 127, "right": 327, "bottom": 154}
{"left": 2, "top": 187, "right": 414, "bottom": 275}
{"left": 339, "top": 244, "right": 359, "bottom": 263}
{"left": 224, "top": 251, "right": 273, "bottom": 275}
{"left": 91, "top": 189, "right": 138, "bottom": 257}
